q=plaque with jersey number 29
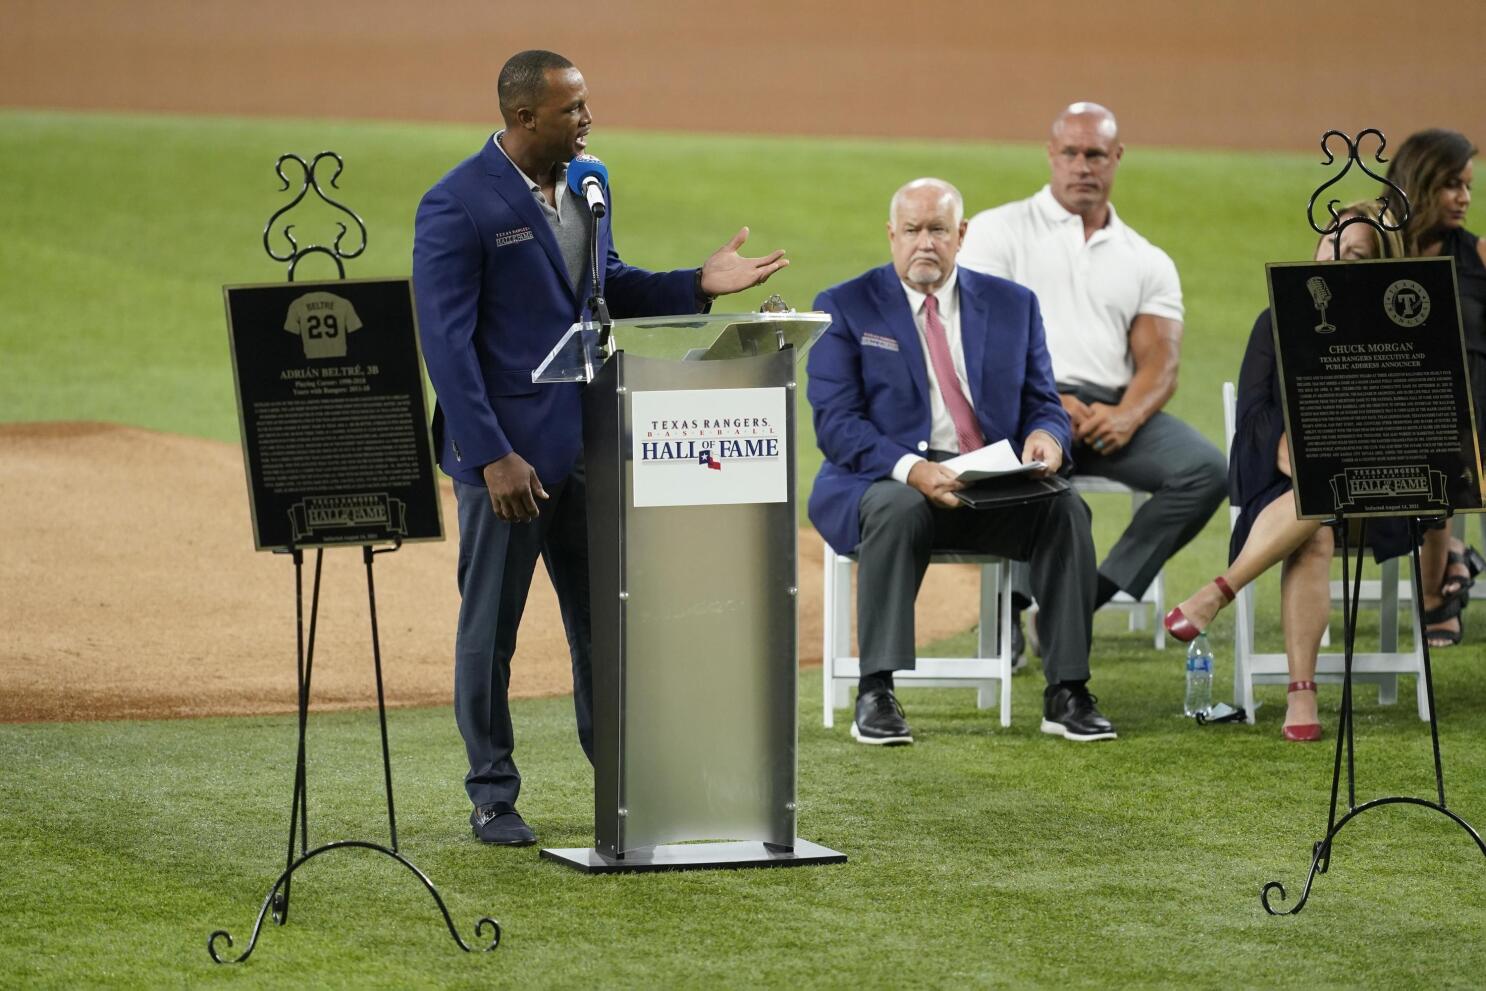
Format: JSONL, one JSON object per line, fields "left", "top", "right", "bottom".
{"left": 223, "top": 277, "right": 444, "bottom": 550}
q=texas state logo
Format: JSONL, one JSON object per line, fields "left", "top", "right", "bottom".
{"left": 630, "top": 388, "right": 788, "bottom": 507}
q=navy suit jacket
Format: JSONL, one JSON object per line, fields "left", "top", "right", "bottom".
{"left": 806, "top": 264, "right": 1071, "bottom": 555}
{"left": 413, "top": 136, "right": 699, "bottom": 487}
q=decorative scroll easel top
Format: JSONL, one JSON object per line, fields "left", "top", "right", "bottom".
{"left": 262, "top": 152, "right": 367, "bottom": 281}
{"left": 1307, "top": 128, "right": 1411, "bottom": 260}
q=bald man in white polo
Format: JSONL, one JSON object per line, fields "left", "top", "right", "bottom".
{"left": 961, "top": 102, "right": 1226, "bottom": 643}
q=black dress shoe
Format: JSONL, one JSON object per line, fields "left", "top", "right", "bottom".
{"left": 1040, "top": 684, "right": 1117, "bottom": 742}
{"left": 851, "top": 686, "right": 913, "bottom": 745}
{"left": 471, "top": 806, "right": 537, "bottom": 845}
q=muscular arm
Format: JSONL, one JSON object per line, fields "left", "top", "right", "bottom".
{"left": 1078, "top": 314, "right": 1182, "bottom": 452}
{"left": 1123, "top": 313, "right": 1182, "bottom": 419}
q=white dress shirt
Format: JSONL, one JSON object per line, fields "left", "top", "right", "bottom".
{"left": 960, "top": 185, "right": 1183, "bottom": 392}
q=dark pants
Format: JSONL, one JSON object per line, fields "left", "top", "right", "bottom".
{"left": 1013, "top": 384, "right": 1227, "bottom": 601}
{"left": 855, "top": 480, "right": 1098, "bottom": 686}
{"left": 452, "top": 466, "right": 593, "bottom": 811}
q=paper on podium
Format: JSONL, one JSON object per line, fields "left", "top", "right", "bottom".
{"left": 942, "top": 439, "right": 1045, "bottom": 482}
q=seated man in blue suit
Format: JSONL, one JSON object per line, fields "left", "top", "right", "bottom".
{"left": 807, "top": 178, "right": 1115, "bottom": 746}
{"left": 414, "top": 50, "right": 788, "bottom": 845}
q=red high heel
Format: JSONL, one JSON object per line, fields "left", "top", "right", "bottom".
{"left": 1163, "top": 576, "right": 1235, "bottom": 643}
{"left": 1282, "top": 680, "right": 1323, "bottom": 742}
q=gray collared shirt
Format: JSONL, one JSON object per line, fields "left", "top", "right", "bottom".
{"left": 493, "top": 130, "right": 591, "bottom": 290}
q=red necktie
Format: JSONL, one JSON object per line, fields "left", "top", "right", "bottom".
{"left": 922, "top": 293, "right": 985, "bottom": 454}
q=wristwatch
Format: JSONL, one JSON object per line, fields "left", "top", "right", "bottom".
{"left": 693, "top": 267, "right": 715, "bottom": 311}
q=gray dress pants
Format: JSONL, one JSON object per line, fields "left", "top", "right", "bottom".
{"left": 452, "top": 466, "right": 594, "bottom": 812}
{"left": 856, "top": 479, "right": 1098, "bottom": 686}
{"left": 1013, "top": 387, "right": 1227, "bottom": 602}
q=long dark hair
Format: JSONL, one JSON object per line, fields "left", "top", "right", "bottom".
{"left": 1383, "top": 128, "right": 1477, "bottom": 252}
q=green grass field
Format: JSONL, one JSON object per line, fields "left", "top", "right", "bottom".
{"left": 3, "top": 661, "right": 1486, "bottom": 989}
{"left": 3, "top": 109, "right": 1485, "bottom": 987}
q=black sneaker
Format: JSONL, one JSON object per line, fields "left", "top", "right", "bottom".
{"left": 851, "top": 686, "right": 913, "bottom": 745}
{"left": 471, "top": 806, "right": 537, "bottom": 845}
{"left": 1040, "top": 684, "right": 1117, "bottom": 742}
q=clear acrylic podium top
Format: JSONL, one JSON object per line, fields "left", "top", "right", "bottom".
{"left": 531, "top": 311, "right": 832, "bottom": 384}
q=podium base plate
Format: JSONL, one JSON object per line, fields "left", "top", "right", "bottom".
{"left": 540, "top": 838, "right": 846, "bottom": 874}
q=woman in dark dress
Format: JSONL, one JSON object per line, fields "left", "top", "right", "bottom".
{"left": 1163, "top": 205, "right": 1456, "bottom": 741}
{"left": 1386, "top": 129, "right": 1486, "bottom": 409}
{"left": 1386, "top": 129, "right": 1486, "bottom": 637}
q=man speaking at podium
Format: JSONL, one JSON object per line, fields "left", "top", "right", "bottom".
{"left": 413, "top": 49, "right": 786, "bottom": 846}
{"left": 807, "top": 178, "right": 1115, "bottom": 747}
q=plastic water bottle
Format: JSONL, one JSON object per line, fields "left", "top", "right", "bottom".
{"left": 1184, "top": 634, "right": 1214, "bottom": 717}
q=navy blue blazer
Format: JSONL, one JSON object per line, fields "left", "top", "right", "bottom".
{"left": 806, "top": 264, "right": 1071, "bottom": 555}
{"left": 413, "top": 136, "right": 699, "bottom": 486}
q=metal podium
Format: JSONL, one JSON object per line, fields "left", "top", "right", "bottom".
{"left": 533, "top": 312, "right": 845, "bottom": 873}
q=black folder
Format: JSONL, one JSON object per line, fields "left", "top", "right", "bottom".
{"left": 953, "top": 473, "right": 1070, "bottom": 509}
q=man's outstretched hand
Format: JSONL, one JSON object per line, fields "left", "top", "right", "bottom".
{"left": 699, "top": 227, "right": 788, "bottom": 297}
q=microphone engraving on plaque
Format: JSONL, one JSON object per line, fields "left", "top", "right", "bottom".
{"left": 567, "top": 155, "right": 608, "bottom": 218}
{"left": 1306, "top": 276, "right": 1336, "bottom": 334}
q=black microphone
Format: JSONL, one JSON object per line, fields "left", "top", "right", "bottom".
{"left": 567, "top": 155, "right": 608, "bottom": 218}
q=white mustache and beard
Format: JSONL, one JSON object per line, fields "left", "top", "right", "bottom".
{"left": 906, "top": 255, "right": 945, "bottom": 287}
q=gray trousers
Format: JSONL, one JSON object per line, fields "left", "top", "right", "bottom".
{"left": 1013, "top": 390, "right": 1227, "bottom": 601}
{"left": 856, "top": 480, "right": 1098, "bottom": 685}
{"left": 452, "top": 467, "right": 594, "bottom": 812}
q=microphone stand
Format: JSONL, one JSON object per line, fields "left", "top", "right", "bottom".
{"left": 587, "top": 197, "right": 614, "bottom": 355}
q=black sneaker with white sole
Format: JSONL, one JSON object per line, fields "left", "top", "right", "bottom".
{"left": 851, "top": 686, "right": 913, "bottom": 745}
{"left": 1040, "top": 683, "right": 1117, "bottom": 742}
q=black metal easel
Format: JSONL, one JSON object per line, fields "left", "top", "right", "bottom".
{"left": 208, "top": 153, "right": 499, "bottom": 961}
{"left": 1261, "top": 130, "right": 1486, "bottom": 915}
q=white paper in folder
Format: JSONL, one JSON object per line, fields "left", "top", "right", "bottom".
{"left": 941, "top": 439, "right": 1045, "bottom": 482}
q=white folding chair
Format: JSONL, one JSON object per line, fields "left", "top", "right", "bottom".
{"left": 1069, "top": 476, "right": 1166, "bottom": 649}
{"left": 821, "top": 550, "right": 1014, "bottom": 728}
{"left": 1222, "top": 381, "right": 1429, "bottom": 722}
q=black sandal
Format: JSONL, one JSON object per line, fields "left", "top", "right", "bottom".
{"left": 1442, "top": 546, "right": 1483, "bottom": 602}
{"left": 1423, "top": 595, "right": 1465, "bottom": 648}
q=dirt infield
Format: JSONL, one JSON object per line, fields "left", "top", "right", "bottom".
{"left": 4, "top": 1, "right": 1482, "bottom": 151}
{"left": 0, "top": 422, "right": 984, "bottom": 723}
